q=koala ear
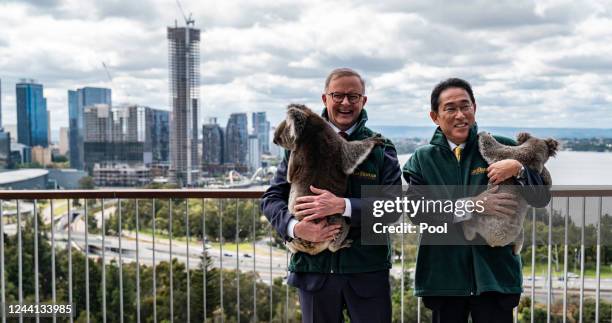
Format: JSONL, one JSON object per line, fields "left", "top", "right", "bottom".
{"left": 287, "top": 105, "right": 308, "bottom": 137}
{"left": 516, "top": 132, "right": 531, "bottom": 145}
{"left": 545, "top": 138, "right": 559, "bottom": 157}
{"left": 288, "top": 103, "right": 309, "bottom": 111}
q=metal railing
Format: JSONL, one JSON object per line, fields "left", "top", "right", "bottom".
{"left": 0, "top": 189, "right": 610, "bottom": 322}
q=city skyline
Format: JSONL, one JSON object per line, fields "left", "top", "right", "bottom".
{"left": 1, "top": 0, "right": 612, "bottom": 131}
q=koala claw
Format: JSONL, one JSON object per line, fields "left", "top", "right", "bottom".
{"left": 329, "top": 239, "right": 352, "bottom": 252}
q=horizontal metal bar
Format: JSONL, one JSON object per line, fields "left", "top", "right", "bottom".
{"left": 0, "top": 187, "right": 611, "bottom": 199}
{"left": 550, "top": 187, "right": 612, "bottom": 197}
{"left": 0, "top": 189, "right": 264, "bottom": 199}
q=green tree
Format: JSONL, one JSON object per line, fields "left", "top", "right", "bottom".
{"left": 79, "top": 176, "right": 95, "bottom": 189}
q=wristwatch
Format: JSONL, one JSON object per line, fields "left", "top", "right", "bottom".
{"left": 516, "top": 165, "right": 526, "bottom": 179}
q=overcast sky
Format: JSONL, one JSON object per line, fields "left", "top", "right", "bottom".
{"left": 1, "top": 0, "right": 611, "bottom": 133}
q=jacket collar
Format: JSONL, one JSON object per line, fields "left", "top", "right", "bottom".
{"left": 430, "top": 123, "right": 479, "bottom": 151}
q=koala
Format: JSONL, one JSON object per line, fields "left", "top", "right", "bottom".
{"left": 462, "top": 132, "right": 558, "bottom": 254}
{"left": 273, "top": 104, "right": 384, "bottom": 255}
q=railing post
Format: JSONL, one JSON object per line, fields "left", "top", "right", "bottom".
{"left": 202, "top": 198, "right": 207, "bottom": 323}
{"left": 102, "top": 198, "right": 107, "bottom": 323}
{"left": 579, "top": 197, "right": 585, "bottom": 323}
{"left": 400, "top": 211, "right": 405, "bottom": 323}
{"left": 0, "top": 201, "right": 5, "bottom": 323}
{"left": 595, "top": 196, "right": 602, "bottom": 323}
{"left": 531, "top": 207, "right": 536, "bottom": 323}
{"left": 563, "top": 197, "right": 569, "bottom": 323}
{"left": 219, "top": 199, "right": 224, "bottom": 323}
{"left": 34, "top": 200, "right": 40, "bottom": 323}
{"left": 135, "top": 199, "right": 141, "bottom": 323}
{"left": 546, "top": 200, "right": 553, "bottom": 323}
{"left": 51, "top": 199, "right": 57, "bottom": 323}
{"left": 235, "top": 199, "right": 240, "bottom": 323}
{"left": 185, "top": 199, "right": 191, "bottom": 323}
{"left": 152, "top": 198, "right": 157, "bottom": 323}
{"left": 169, "top": 199, "right": 174, "bottom": 323}
{"left": 85, "top": 200, "right": 90, "bottom": 323}
{"left": 252, "top": 200, "right": 257, "bottom": 323}
{"left": 269, "top": 224, "right": 273, "bottom": 323}
{"left": 67, "top": 199, "right": 73, "bottom": 323}
{"left": 285, "top": 250, "right": 289, "bottom": 323}
{"left": 202, "top": 199, "right": 208, "bottom": 323}
{"left": 118, "top": 199, "right": 124, "bottom": 323}
{"left": 17, "top": 200, "right": 23, "bottom": 323}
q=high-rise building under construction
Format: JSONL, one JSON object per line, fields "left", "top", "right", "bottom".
{"left": 167, "top": 22, "right": 200, "bottom": 186}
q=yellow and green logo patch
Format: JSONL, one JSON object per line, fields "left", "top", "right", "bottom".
{"left": 471, "top": 167, "right": 487, "bottom": 175}
{"left": 353, "top": 170, "right": 377, "bottom": 180}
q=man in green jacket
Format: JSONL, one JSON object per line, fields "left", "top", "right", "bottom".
{"left": 262, "top": 68, "right": 402, "bottom": 322}
{"left": 403, "top": 78, "right": 550, "bottom": 323}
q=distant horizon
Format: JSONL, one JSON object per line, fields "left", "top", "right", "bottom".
{"left": 369, "top": 125, "right": 612, "bottom": 130}
{"left": 25, "top": 124, "right": 612, "bottom": 143}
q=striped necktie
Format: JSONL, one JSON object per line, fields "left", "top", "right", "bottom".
{"left": 453, "top": 146, "right": 462, "bottom": 162}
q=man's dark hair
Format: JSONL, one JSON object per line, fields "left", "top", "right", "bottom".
{"left": 430, "top": 78, "right": 476, "bottom": 112}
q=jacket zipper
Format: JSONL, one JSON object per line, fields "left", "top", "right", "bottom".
{"left": 454, "top": 147, "right": 476, "bottom": 296}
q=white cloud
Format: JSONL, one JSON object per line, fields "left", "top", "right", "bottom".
{"left": 1, "top": 0, "right": 611, "bottom": 134}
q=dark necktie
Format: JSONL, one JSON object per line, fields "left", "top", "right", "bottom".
{"left": 338, "top": 131, "right": 349, "bottom": 140}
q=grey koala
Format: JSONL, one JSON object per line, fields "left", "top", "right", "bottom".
{"left": 273, "top": 104, "right": 384, "bottom": 255}
{"left": 462, "top": 132, "right": 558, "bottom": 254}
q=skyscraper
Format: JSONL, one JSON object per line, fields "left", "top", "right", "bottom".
{"left": 225, "top": 113, "right": 248, "bottom": 167}
{"left": 59, "top": 127, "right": 69, "bottom": 155}
{"left": 202, "top": 118, "right": 224, "bottom": 173}
{"left": 252, "top": 111, "right": 270, "bottom": 154}
{"left": 0, "top": 131, "right": 10, "bottom": 168}
{"left": 168, "top": 22, "right": 200, "bottom": 186}
{"left": 247, "top": 134, "right": 261, "bottom": 172}
{"left": 16, "top": 80, "right": 48, "bottom": 148}
{"left": 0, "top": 78, "right": 3, "bottom": 128}
{"left": 0, "top": 79, "right": 10, "bottom": 168}
{"left": 82, "top": 104, "right": 169, "bottom": 173}
{"left": 68, "top": 87, "right": 111, "bottom": 170}
{"left": 148, "top": 108, "right": 171, "bottom": 163}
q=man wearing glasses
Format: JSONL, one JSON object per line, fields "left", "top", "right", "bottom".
{"left": 403, "top": 78, "right": 550, "bottom": 323}
{"left": 262, "top": 68, "right": 401, "bottom": 322}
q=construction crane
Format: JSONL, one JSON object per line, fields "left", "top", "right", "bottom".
{"left": 175, "top": 0, "right": 194, "bottom": 27}
{"left": 101, "top": 61, "right": 131, "bottom": 99}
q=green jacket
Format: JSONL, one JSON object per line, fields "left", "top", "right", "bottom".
{"left": 287, "top": 109, "right": 400, "bottom": 274}
{"left": 402, "top": 124, "right": 523, "bottom": 296}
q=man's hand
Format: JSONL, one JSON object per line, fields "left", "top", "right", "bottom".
{"left": 487, "top": 159, "right": 522, "bottom": 185}
{"left": 473, "top": 186, "right": 518, "bottom": 217}
{"left": 294, "top": 185, "right": 345, "bottom": 221}
{"left": 293, "top": 219, "right": 341, "bottom": 242}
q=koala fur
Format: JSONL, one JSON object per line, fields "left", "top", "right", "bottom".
{"left": 462, "top": 132, "right": 558, "bottom": 254}
{"left": 273, "top": 104, "right": 384, "bottom": 255}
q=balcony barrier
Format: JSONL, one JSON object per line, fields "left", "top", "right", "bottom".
{"left": 0, "top": 188, "right": 610, "bottom": 322}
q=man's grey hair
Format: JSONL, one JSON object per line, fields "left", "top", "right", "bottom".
{"left": 324, "top": 68, "right": 366, "bottom": 94}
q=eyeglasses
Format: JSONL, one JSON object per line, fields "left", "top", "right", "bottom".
{"left": 327, "top": 92, "right": 363, "bottom": 104}
{"left": 442, "top": 102, "right": 474, "bottom": 115}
